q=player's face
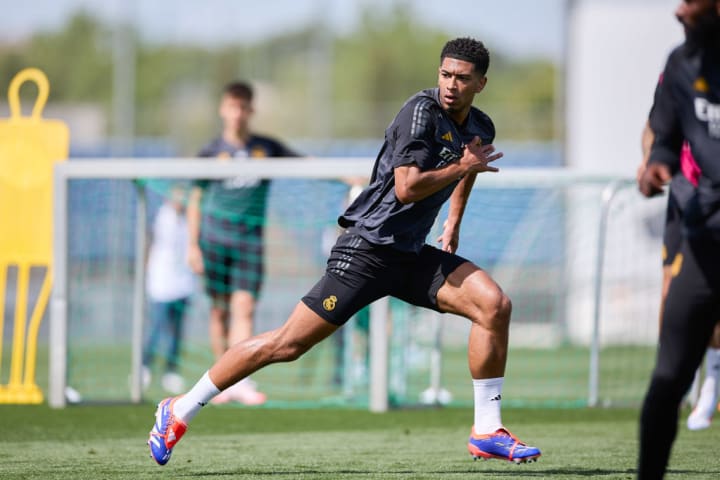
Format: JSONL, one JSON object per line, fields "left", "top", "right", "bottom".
{"left": 437, "top": 57, "right": 486, "bottom": 122}
{"left": 219, "top": 94, "right": 253, "bottom": 134}
{"left": 676, "top": 0, "right": 720, "bottom": 37}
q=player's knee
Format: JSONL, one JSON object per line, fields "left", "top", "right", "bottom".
{"left": 466, "top": 286, "right": 511, "bottom": 332}
{"left": 481, "top": 287, "right": 511, "bottom": 323}
{"left": 231, "top": 291, "right": 255, "bottom": 314}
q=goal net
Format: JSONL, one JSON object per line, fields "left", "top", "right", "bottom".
{"left": 46, "top": 159, "right": 665, "bottom": 409}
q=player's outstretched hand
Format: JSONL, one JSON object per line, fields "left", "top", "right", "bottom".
{"left": 464, "top": 136, "right": 502, "bottom": 174}
{"left": 638, "top": 163, "right": 671, "bottom": 197}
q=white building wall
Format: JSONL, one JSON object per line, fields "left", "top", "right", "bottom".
{"left": 566, "top": 0, "right": 683, "bottom": 174}
{"left": 565, "top": 0, "right": 683, "bottom": 345}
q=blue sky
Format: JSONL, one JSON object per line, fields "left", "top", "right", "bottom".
{"left": 2, "top": 0, "right": 566, "bottom": 60}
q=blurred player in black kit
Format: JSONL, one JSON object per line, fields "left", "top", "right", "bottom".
{"left": 637, "top": 1, "right": 720, "bottom": 478}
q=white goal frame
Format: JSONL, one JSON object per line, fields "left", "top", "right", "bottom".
{"left": 49, "top": 158, "right": 637, "bottom": 409}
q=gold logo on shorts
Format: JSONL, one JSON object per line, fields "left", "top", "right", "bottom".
{"left": 322, "top": 295, "right": 337, "bottom": 311}
{"left": 671, "top": 253, "right": 683, "bottom": 277}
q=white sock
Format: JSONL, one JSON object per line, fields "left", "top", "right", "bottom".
{"left": 705, "top": 348, "right": 720, "bottom": 384}
{"left": 173, "top": 371, "right": 221, "bottom": 423}
{"left": 472, "top": 377, "right": 504, "bottom": 435}
{"left": 695, "top": 348, "right": 720, "bottom": 415}
{"left": 695, "top": 377, "right": 718, "bottom": 415}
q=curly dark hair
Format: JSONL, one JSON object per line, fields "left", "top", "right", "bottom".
{"left": 440, "top": 37, "right": 490, "bottom": 76}
{"left": 223, "top": 81, "right": 254, "bottom": 101}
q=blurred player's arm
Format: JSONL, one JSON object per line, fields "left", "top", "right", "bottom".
{"left": 639, "top": 67, "right": 682, "bottom": 198}
{"left": 637, "top": 120, "right": 655, "bottom": 183}
{"left": 186, "top": 186, "right": 204, "bottom": 274}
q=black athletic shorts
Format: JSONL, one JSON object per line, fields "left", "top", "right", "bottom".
{"left": 302, "top": 229, "right": 469, "bottom": 326}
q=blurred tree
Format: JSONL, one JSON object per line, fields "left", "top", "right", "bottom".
{"left": 484, "top": 59, "right": 557, "bottom": 140}
{"left": 330, "top": 5, "right": 448, "bottom": 138}
{"left": 0, "top": 12, "right": 113, "bottom": 110}
{"left": 0, "top": 7, "right": 557, "bottom": 150}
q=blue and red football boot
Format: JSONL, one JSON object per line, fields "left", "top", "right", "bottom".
{"left": 468, "top": 427, "right": 541, "bottom": 463}
{"left": 148, "top": 396, "right": 187, "bottom": 465}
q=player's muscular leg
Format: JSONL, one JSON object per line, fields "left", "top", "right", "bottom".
{"left": 208, "top": 302, "right": 338, "bottom": 390}
{"left": 229, "top": 290, "right": 255, "bottom": 346}
{"left": 436, "top": 262, "right": 511, "bottom": 379}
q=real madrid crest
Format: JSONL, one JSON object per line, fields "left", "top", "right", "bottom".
{"left": 322, "top": 295, "right": 337, "bottom": 311}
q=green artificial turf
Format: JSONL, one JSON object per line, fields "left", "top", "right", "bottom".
{"left": 1, "top": 405, "right": 718, "bottom": 479}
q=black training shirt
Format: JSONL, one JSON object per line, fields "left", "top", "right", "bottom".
{"left": 649, "top": 45, "right": 720, "bottom": 231}
{"left": 339, "top": 88, "right": 496, "bottom": 253}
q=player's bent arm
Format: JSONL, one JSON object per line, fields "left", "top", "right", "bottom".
{"left": 394, "top": 139, "right": 500, "bottom": 204}
{"left": 394, "top": 162, "right": 467, "bottom": 204}
{"left": 437, "top": 172, "right": 477, "bottom": 253}
{"left": 446, "top": 172, "right": 477, "bottom": 232}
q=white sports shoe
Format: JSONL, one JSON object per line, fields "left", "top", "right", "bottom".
{"left": 687, "top": 408, "right": 712, "bottom": 431}
{"left": 687, "top": 378, "right": 717, "bottom": 431}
